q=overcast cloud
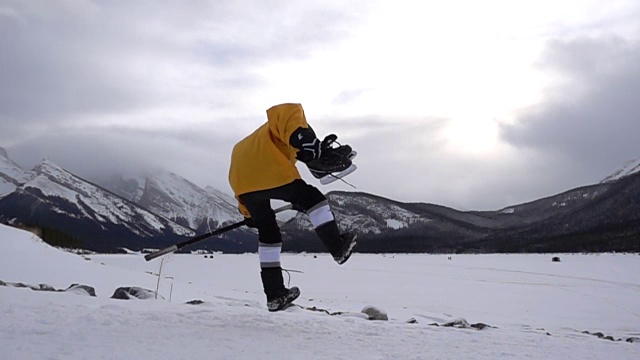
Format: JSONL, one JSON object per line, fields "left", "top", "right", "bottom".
{"left": 1, "top": 0, "right": 640, "bottom": 210}
{"left": 502, "top": 37, "right": 640, "bottom": 176}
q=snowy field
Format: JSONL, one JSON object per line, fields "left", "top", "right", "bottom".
{"left": 1, "top": 224, "right": 639, "bottom": 359}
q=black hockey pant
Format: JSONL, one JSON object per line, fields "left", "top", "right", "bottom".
{"left": 238, "top": 179, "right": 343, "bottom": 298}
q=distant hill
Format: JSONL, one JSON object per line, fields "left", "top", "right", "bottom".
{"left": 281, "top": 170, "right": 639, "bottom": 253}
{"left": 467, "top": 172, "right": 640, "bottom": 253}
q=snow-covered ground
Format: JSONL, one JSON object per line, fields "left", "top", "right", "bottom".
{"left": 1, "top": 224, "right": 639, "bottom": 359}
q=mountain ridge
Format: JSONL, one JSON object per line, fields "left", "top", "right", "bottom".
{"left": 0, "top": 147, "right": 30, "bottom": 195}
{"left": 280, "top": 171, "right": 638, "bottom": 253}
{"left": 0, "top": 159, "right": 197, "bottom": 251}
{"left": 1, "top": 148, "right": 638, "bottom": 253}
{"left": 101, "top": 170, "right": 242, "bottom": 232}
{"left": 601, "top": 158, "right": 640, "bottom": 183}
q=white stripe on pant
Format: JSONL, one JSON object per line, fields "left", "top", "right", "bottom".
{"left": 308, "top": 201, "right": 334, "bottom": 228}
{"left": 259, "top": 243, "right": 281, "bottom": 268}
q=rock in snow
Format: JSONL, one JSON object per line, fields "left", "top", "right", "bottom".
{"left": 64, "top": 284, "right": 97, "bottom": 297}
{"left": 111, "top": 287, "right": 163, "bottom": 300}
{"left": 432, "top": 318, "right": 496, "bottom": 330}
{"left": 361, "top": 305, "right": 389, "bottom": 321}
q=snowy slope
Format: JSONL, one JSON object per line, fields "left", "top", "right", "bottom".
{"left": 139, "top": 170, "right": 241, "bottom": 230}
{"left": 101, "top": 173, "right": 147, "bottom": 203}
{"left": 1, "top": 224, "right": 639, "bottom": 359}
{"left": 24, "top": 160, "right": 193, "bottom": 236}
{"left": 286, "top": 192, "right": 431, "bottom": 235}
{"left": 0, "top": 223, "right": 157, "bottom": 291}
{"left": 602, "top": 158, "right": 640, "bottom": 183}
{"left": 0, "top": 147, "right": 30, "bottom": 196}
{"left": 102, "top": 171, "right": 242, "bottom": 232}
{"left": 0, "top": 159, "right": 195, "bottom": 251}
{"left": 204, "top": 185, "right": 238, "bottom": 210}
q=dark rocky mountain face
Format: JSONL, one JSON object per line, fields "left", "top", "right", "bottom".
{"left": 469, "top": 173, "right": 640, "bottom": 252}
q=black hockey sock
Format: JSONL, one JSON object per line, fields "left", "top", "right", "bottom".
{"left": 260, "top": 267, "right": 286, "bottom": 300}
{"left": 315, "top": 220, "right": 343, "bottom": 255}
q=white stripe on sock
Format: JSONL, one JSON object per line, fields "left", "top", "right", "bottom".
{"left": 259, "top": 244, "right": 281, "bottom": 265}
{"left": 308, "top": 203, "right": 334, "bottom": 228}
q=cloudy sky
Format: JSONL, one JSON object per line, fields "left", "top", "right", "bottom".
{"left": 1, "top": 0, "right": 639, "bottom": 210}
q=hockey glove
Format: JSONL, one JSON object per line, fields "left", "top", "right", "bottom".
{"left": 290, "top": 127, "right": 323, "bottom": 163}
{"left": 243, "top": 217, "right": 258, "bottom": 228}
{"left": 306, "top": 134, "right": 354, "bottom": 179}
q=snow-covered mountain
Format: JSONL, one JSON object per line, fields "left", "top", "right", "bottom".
{"left": 602, "top": 158, "right": 640, "bottom": 183}
{"left": 0, "top": 159, "right": 195, "bottom": 251}
{"left": 100, "top": 171, "right": 242, "bottom": 232}
{"left": 284, "top": 192, "right": 431, "bottom": 235}
{"left": 0, "top": 150, "right": 254, "bottom": 253}
{"left": 2, "top": 147, "right": 639, "bottom": 253}
{"left": 0, "top": 147, "right": 30, "bottom": 196}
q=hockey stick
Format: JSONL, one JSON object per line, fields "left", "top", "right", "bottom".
{"left": 144, "top": 204, "right": 293, "bottom": 261}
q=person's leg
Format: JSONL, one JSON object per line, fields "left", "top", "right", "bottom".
{"left": 237, "top": 194, "right": 287, "bottom": 303}
{"left": 242, "top": 179, "right": 341, "bottom": 256}
{"left": 272, "top": 180, "right": 356, "bottom": 263}
{"left": 239, "top": 179, "right": 356, "bottom": 309}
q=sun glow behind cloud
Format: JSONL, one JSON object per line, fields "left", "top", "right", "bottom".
{"left": 256, "top": 0, "right": 557, "bottom": 155}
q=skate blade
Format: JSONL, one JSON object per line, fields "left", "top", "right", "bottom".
{"left": 320, "top": 164, "right": 357, "bottom": 185}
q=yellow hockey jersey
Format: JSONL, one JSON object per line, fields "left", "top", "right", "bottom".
{"left": 229, "top": 103, "right": 310, "bottom": 203}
